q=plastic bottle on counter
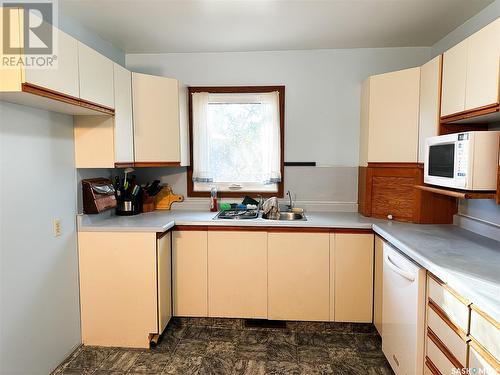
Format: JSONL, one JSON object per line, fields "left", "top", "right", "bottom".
{"left": 210, "top": 187, "right": 219, "bottom": 212}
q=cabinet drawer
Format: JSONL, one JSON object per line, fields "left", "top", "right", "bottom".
{"left": 427, "top": 301, "right": 468, "bottom": 365}
{"left": 426, "top": 334, "right": 461, "bottom": 375}
{"left": 427, "top": 275, "right": 469, "bottom": 333}
{"left": 470, "top": 307, "right": 500, "bottom": 360}
{"left": 469, "top": 341, "right": 500, "bottom": 375}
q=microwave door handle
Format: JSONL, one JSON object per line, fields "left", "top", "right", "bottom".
{"left": 384, "top": 254, "right": 415, "bottom": 282}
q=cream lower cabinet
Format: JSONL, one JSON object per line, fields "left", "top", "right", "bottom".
{"left": 268, "top": 232, "right": 330, "bottom": 321}
{"left": 207, "top": 231, "right": 267, "bottom": 318}
{"left": 78, "top": 231, "right": 171, "bottom": 348}
{"left": 172, "top": 230, "right": 208, "bottom": 317}
{"left": 373, "top": 235, "right": 384, "bottom": 333}
{"left": 332, "top": 233, "right": 374, "bottom": 322}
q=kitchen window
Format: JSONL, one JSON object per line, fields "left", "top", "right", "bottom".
{"left": 187, "top": 86, "right": 285, "bottom": 197}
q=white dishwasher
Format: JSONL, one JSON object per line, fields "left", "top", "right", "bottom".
{"left": 382, "top": 241, "right": 426, "bottom": 375}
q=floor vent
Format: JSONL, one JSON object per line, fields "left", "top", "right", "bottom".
{"left": 244, "top": 319, "right": 287, "bottom": 329}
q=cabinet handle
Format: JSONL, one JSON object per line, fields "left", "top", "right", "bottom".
{"left": 384, "top": 254, "right": 415, "bottom": 282}
{"left": 228, "top": 184, "right": 243, "bottom": 190}
{"left": 387, "top": 214, "right": 393, "bottom": 220}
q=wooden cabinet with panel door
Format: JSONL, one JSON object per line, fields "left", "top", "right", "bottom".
{"left": 0, "top": 7, "right": 110, "bottom": 115}
{"left": 207, "top": 231, "right": 267, "bottom": 319}
{"left": 78, "top": 230, "right": 171, "bottom": 348}
{"left": 332, "top": 233, "right": 374, "bottom": 323}
{"left": 268, "top": 231, "right": 330, "bottom": 321}
{"left": 358, "top": 65, "right": 457, "bottom": 224}
{"left": 172, "top": 229, "right": 208, "bottom": 317}
{"left": 441, "top": 18, "right": 500, "bottom": 123}
{"left": 132, "top": 72, "right": 189, "bottom": 166}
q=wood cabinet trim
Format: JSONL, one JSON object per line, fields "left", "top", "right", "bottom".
{"left": 367, "top": 162, "right": 421, "bottom": 168}
{"left": 470, "top": 304, "right": 500, "bottom": 329}
{"left": 22, "top": 82, "right": 115, "bottom": 115}
{"left": 133, "top": 162, "right": 182, "bottom": 168}
{"left": 427, "top": 327, "right": 464, "bottom": 369}
{"left": 173, "top": 226, "right": 372, "bottom": 233}
{"left": 470, "top": 338, "right": 500, "bottom": 372}
{"left": 156, "top": 230, "right": 172, "bottom": 239}
{"left": 425, "top": 357, "right": 442, "bottom": 375}
{"left": 428, "top": 273, "right": 471, "bottom": 306}
{"left": 440, "top": 103, "right": 499, "bottom": 124}
{"left": 428, "top": 299, "right": 469, "bottom": 341}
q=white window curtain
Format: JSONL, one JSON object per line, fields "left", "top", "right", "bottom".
{"left": 192, "top": 92, "right": 213, "bottom": 182}
{"left": 259, "top": 91, "right": 281, "bottom": 184}
{"left": 191, "top": 91, "right": 281, "bottom": 185}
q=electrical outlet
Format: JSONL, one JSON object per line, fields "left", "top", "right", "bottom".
{"left": 53, "top": 218, "right": 61, "bottom": 237}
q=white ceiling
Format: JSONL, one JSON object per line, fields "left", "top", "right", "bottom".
{"left": 59, "top": 0, "right": 494, "bottom": 53}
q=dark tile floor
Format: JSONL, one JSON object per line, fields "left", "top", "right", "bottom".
{"left": 52, "top": 318, "right": 394, "bottom": 375}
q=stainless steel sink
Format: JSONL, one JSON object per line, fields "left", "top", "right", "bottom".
{"left": 262, "top": 211, "right": 307, "bottom": 221}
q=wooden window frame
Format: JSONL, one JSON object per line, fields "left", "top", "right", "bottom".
{"left": 187, "top": 86, "right": 285, "bottom": 198}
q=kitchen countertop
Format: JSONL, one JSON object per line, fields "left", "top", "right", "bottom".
{"left": 77, "top": 210, "right": 377, "bottom": 232}
{"left": 77, "top": 210, "right": 500, "bottom": 322}
{"left": 373, "top": 221, "right": 500, "bottom": 322}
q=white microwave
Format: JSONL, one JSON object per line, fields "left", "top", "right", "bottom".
{"left": 424, "top": 131, "right": 500, "bottom": 191}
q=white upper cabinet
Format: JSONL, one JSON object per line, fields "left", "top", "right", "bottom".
{"left": 441, "top": 40, "right": 467, "bottom": 117}
{"left": 77, "top": 42, "right": 114, "bottom": 108}
{"left": 359, "top": 67, "right": 420, "bottom": 165}
{"left": 132, "top": 72, "right": 181, "bottom": 164}
{"left": 418, "top": 55, "right": 441, "bottom": 162}
{"left": 113, "top": 63, "right": 134, "bottom": 164}
{"left": 465, "top": 18, "right": 500, "bottom": 111}
{"left": 24, "top": 29, "right": 80, "bottom": 98}
{"left": 441, "top": 18, "right": 500, "bottom": 118}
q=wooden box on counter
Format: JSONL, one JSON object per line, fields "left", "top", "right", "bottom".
{"left": 358, "top": 163, "right": 458, "bottom": 224}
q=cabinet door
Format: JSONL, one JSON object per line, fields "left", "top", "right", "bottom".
{"left": 367, "top": 67, "right": 420, "bottom": 163}
{"left": 418, "top": 55, "right": 441, "bottom": 163}
{"left": 78, "top": 42, "right": 114, "bottom": 108}
{"left": 132, "top": 72, "right": 180, "bottom": 163}
{"left": 78, "top": 231, "right": 157, "bottom": 348}
{"left": 441, "top": 39, "right": 467, "bottom": 117}
{"left": 172, "top": 230, "right": 208, "bottom": 317}
{"left": 268, "top": 232, "right": 329, "bottom": 321}
{"left": 465, "top": 19, "right": 500, "bottom": 111}
{"left": 208, "top": 231, "right": 267, "bottom": 319}
{"left": 24, "top": 28, "right": 79, "bottom": 97}
{"left": 333, "top": 233, "right": 374, "bottom": 322}
{"left": 113, "top": 63, "right": 134, "bottom": 164}
{"left": 374, "top": 235, "right": 384, "bottom": 334}
{"left": 74, "top": 115, "right": 115, "bottom": 168}
{"left": 157, "top": 232, "right": 172, "bottom": 334}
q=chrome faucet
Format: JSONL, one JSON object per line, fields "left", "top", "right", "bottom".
{"left": 286, "top": 190, "right": 293, "bottom": 211}
{"left": 256, "top": 195, "right": 264, "bottom": 211}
